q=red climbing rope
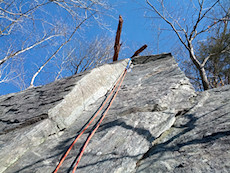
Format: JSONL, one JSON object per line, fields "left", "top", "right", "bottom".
{"left": 53, "top": 67, "right": 128, "bottom": 173}
{"left": 72, "top": 69, "right": 128, "bottom": 173}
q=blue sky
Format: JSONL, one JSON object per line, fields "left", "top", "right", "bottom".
{"left": 0, "top": 0, "right": 224, "bottom": 95}
{"left": 108, "top": 0, "right": 172, "bottom": 55}
{"left": 1, "top": 0, "right": 162, "bottom": 95}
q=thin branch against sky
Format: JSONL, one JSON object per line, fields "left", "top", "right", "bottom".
{"left": 0, "top": 0, "right": 229, "bottom": 95}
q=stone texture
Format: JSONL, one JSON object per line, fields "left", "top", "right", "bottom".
{"left": 49, "top": 60, "right": 129, "bottom": 130}
{"left": 0, "top": 53, "right": 229, "bottom": 173}
{"left": 136, "top": 85, "right": 230, "bottom": 173}
{"left": 0, "top": 59, "right": 128, "bottom": 172}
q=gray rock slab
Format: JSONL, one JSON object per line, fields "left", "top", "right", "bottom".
{"left": 136, "top": 85, "right": 230, "bottom": 173}
{"left": 0, "top": 59, "right": 128, "bottom": 172}
{"left": 0, "top": 73, "right": 83, "bottom": 135}
{"left": 3, "top": 53, "right": 196, "bottom": 173}
{"left": 0, "top": 74, "right": 82, "bottom": 173}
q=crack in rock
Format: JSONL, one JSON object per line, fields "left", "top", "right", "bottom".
{"left": 0, "top": 114, "right": 48, "bottom": 135}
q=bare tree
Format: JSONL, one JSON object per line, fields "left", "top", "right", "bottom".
{"left": 0, "top": 0, "right": 110, "bottom": 91}
{"left": 65, "top": 35, "right": 114, "bottom": 75}
{"left": 146, "top": 0, "right": 230, "bottom": 90}
{"left": 197, "top": 22, "right": 230, "bottom": 88}
{"left": 0, "top": 63, "right": 14, "bottom": 84}
{"left": 29, "top": 14, "right": 93, "bottom": 87}
{"left": 54, "top": 48, "right": 76, "bottom": 81}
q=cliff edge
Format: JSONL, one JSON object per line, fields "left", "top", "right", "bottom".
{"left": 0, "top": 53, "right": 229, "bottom": 173}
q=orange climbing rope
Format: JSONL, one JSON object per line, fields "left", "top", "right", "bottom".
{"left": 72, "top": 68, "right": 128, "bottom": 173}
{"left": 54, "top": 59, "right": 131, "bottom": 173}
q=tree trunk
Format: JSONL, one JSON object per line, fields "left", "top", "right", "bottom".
{"left": 199, "top": 67, "right": 209, "bottom": 90}
{"left": 188, "top": 42, "right": 209, "bottom": 90}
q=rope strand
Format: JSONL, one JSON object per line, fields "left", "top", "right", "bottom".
{"left": 54, "top": 59, "right": 131, "bottom": 173}
{"left": 72, "top": 69, "right": 128, "bottom": 172}
{"left": 53, "top": 70, "right": 126, "bottom": 173}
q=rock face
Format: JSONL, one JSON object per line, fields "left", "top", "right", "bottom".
{"left": 0, "top": 53, "right": 229, "bottom": 173}
{"left": 136, "top": 85, "right": 230, "bottom": 173}
{"left": 0, "top": 60, "right": 128, "bottom": 172}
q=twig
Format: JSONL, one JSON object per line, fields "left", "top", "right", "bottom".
{"left": 29, "top": 13, "right": 94, "bottom": 87}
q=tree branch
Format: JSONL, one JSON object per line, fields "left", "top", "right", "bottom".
{"left": 55, "top": 48, "right": 75, "bottom": 81}
{"left": 0, "top": 1, "right": 50, "bottom": 36}
{"left": 0, "top": 34, "right": 60, "bottom": 66}
{"left": 202, "top": 46, "right": 230, "bottom": 67}
{"left": 29, "top": 13, "right": 94, "bottom": 87}
{"left": 189, "top": 0, "right": 204, "bottom": 40}
{"left": 146, "top": 0, "right": 189, "bottom": 50}
{"left": 200, "top": 0, "right": 220, "bottom": 21}
{"left": 191, "top": 0, "right": 220, "bottom": 39}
